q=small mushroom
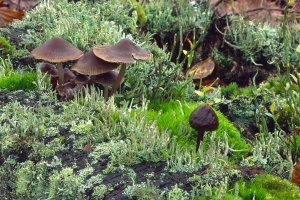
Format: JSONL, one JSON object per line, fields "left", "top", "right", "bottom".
{"left": 189, "top": 105, "right": 219, "bottom": 152}
{"left": 63, "top": 68, "right": 76, "bottom": 82}
{"left": 40, "top": 66, "right": 76, "bottom": 89}
{"left": 71, "top": 50, "right": 118, "bottom": 100}
{"left": 93, "top": 38, "right": 152, "bottom": 96}
{"left": 56, "top": 81, "right": 82, "bottom": 100}
{"left": 39, "top": 62, "right": 57, "bottom": 76}
{"left": 71, "top": 50, "right": 118, "bottom": 76}
{"left": 92, "top": 71, "right": 118, "bottom": 101}
{"left": 31, "top": 37, "right": 83, "bottom": 84}
{"left": 74, "top": 74, "right": 90, "bottom": 85}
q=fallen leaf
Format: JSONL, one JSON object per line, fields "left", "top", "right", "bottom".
{"left": 292, "top": 161, "right": 300, "bottom": 185}
{"left": 212, "top": 0, "right": 290, "bottom": 25}
{"left": 296, "top": 127, "right": 300, "bottom": 136}
{"left": 4, "top": 0, "right": 31, "bottom": 10}
{"left": 203, "top": 86, "right": 217, "bottom": 93}
{"left": 189, "top": 57, "right": 215, "bottom": 80}
{"left": 270, "top": 102, "right": 276, "bottom": 114}
{"left": 0, "top": 6, "right": 23, "bottom": 26}
{"left": 290, "top": 2, "right": 300, "bottom": 13}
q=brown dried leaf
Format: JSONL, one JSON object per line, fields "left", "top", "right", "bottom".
{"left": 189, "top": 57, "right": 215, "bottom": 80}
{"left": 4, "top": 0, "right": 31, "bottom": 10}
{"left": 292, "top": 161, "right": 300, "bottom": 185}
{"left": 290, "top": 2, "right": 300, "bottom": 13}
{"left": 0, "top": 6, "right": 23, "bottom": 26}
{"left": 296, "top": 127, "right": 300, "bottom": 136}
{"left": 213, "top": 0, "right": 284, "bottom": 24}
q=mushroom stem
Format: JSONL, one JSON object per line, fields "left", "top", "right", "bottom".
{"left": 57, "top": 63, "right": 64, "bottom": 84}
{"left": 196, "top": 130, "right": 204, "bottom": 152}
{"left": 110, "top": 64, "right": 126, "bottom": 96}
{"left": 104, "top": 86, "right": 108, "bottom": 101}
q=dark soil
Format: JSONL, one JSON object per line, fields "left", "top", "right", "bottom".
{"left": 0, "top": 90, "right": 40, "bottom": 107}
{"left": 0, "top": 90, "right": 63, "bottom": 114}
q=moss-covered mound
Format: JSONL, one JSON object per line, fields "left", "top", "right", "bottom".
{"left": 144, "top": 101, "right": 250, "bottom": 159}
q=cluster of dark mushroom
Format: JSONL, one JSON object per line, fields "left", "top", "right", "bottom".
{"left": 31, "top": 37, "right": 152, "bottom": 100}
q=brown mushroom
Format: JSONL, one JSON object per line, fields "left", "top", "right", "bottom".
{"left": 39, "top": 62, "right": 57, "bottom": 76}
{"left": 71, "top": 50, "right": 119, "bottom": 100}
{"left": 63, "top": 68, "right": 76, "bottom": 82}
{"left": 189, "top": 105, "right": 219, "bottom": 152}
{"left": 74, "top": 74, "right": 90, "bottom": 85}
{"left": 92, "top": 71, "right": 118, "bottom": 101}
{"left": 93, "top": 38, "right": 151, "bottom": 96}
{"left": 71, "top": 50, "right": 118, "bottom": 76}
{"left": 31, "top": 37, "right": 83, "bottom": 84}
{"left": 40, "top": 66, "right": 76, "bottom": 89}
{"left": 56, "top": 81, "right": 81, "bottom": 100}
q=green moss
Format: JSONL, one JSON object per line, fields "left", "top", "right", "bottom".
{"left": 221, "top": 83, "right": 256, "bottom": 98}
{"left": 238, "top": 174, "right": 300, "bottom": 200}
{"left": 221, "top": 83, "right": 239, "bottom": 98}
{"left": 0, "top": 35, "right": 15, "bottom": 58}
{"left": 0, "top": 70, "right": 38, "bottom": 91}
{"left": 144, "top": 101, "right": 249, "bottom": 158}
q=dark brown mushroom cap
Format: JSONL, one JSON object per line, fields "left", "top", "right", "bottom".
{"left": 74, "top": 74, "right": 90, "bottom": 84}
{"left": 31, "top": 37, "right": 83, "bottom": 62}
{"left": 40, "top": 63, "right": 57, "bottom": 76}
{"left": 64, "top": 68, "right": 76, "bottom": 82}
{"left": 93, "top": 71, "right": 118, "bottom": 86}
{"left": 93, "top": 38, "right": 152, "bottom": 64}
{"left": 189, "top": 105, "right": 219, "bottom": 132}
{"left": 71, "top": 50, "right": 118, "bottom": 75}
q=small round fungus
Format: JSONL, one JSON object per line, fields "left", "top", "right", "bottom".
{"left": 189, "top": 104, "right": 219, "bottom": 151}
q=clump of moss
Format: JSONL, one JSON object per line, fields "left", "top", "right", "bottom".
{"left": 0, "top": 58, "right": 38, "bottom": 91}
{"left": 0, "top": 35, "right": 15, "bottom": 58}
{"left": 237, "top": 174, "right": 300, "bottom": 200}
{"left": 145, "top": 101, "right": 250, "bottom": 159}
{"left": 221, "top": 82, "right": 256, "bottom": 98}
{"left": 0, "top": 71, "right": 38, "bottom": 91}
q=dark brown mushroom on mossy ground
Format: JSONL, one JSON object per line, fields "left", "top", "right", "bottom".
{"left": 93, "top": 38, "right": 152, "bottom": 96}
{"left": 92, "top": 71, "right": 118, "bottom": 101}
{"left": 189, "top": 104, "right": 219, "bottom": 152}
{"left": 31, "top": 37, "right": 83, "bottom": 84}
